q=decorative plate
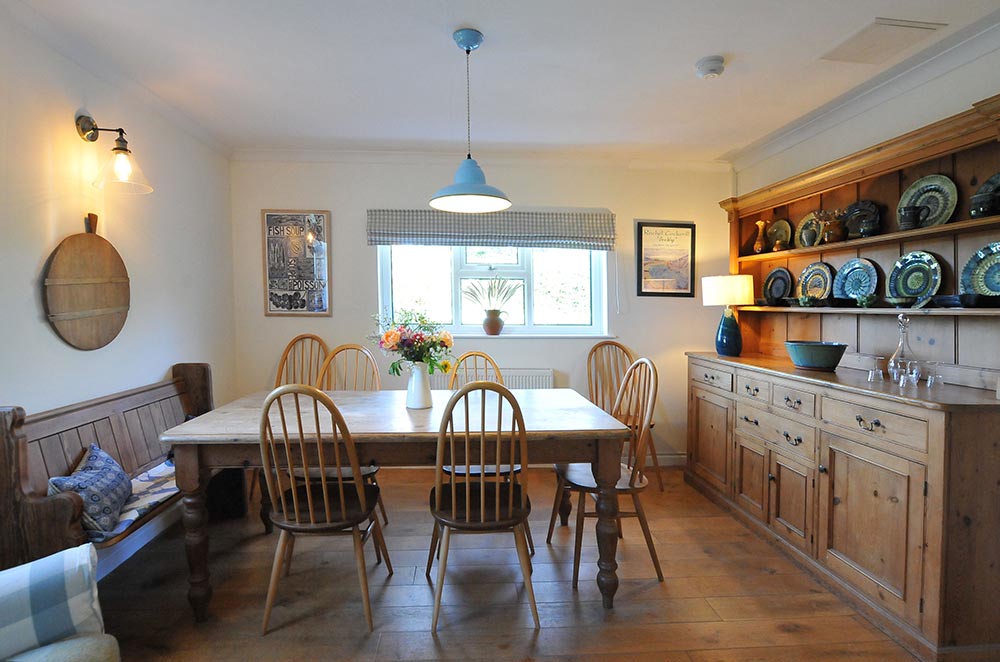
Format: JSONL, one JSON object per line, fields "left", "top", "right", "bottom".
{"left": 974, "top": 172, "right": 1000, "bottom": 197}
{"left": 832, "top": 258, "right": 878, "bottom": 299}
{"left": 794, "top": 213, "right": 823, "bottom": 248}
{"left": 797, "top": 262, "right": 834, "bottom": 299}
{"left": 897, "top": 174, "right": 957, "bottom": 228}
{"left": 841, "top": 200, "right": 879, "bottom": 239}
{"left": 763, "top": 267, "right": 793, "bottom": 303}
{"left": 888, "top": 251, "right": 941, "bottom": 308}
{"left": 766, "top": 219, "right": 792, "bottom": 247}
{"left": 959, "top": 241, "right": 1000, "bottom": 295}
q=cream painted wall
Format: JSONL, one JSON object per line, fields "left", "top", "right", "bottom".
{"left": 734, "top": 31, "right": 1000, "bottom": 194}
{"left": 230, "top": 156, "right": 731, "bottom": 458}
{"left": 0, "top": 7, "right": 235, "bottom": 413}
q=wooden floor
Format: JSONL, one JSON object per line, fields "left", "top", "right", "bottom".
{"left": 100, "top": 467, "right": 916, "bottom": 661}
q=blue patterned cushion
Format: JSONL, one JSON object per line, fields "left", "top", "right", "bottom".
{"left": 47, "top": 445, "right": 132, "bottom": 533}
{"left": 87, "top": 459, "right": 178, "bottom": 543}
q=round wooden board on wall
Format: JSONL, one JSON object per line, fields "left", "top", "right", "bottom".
{"left": 43, "top": 233, "right": 130, "bottom": 350}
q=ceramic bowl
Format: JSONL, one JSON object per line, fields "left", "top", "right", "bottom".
{"left": 785, "top": 341, "right": 847, "bottom": 371}
{"left": 885, "top": 296, "right": 916, "bottom": 308}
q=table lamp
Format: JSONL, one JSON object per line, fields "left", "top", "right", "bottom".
{"left": 702, "top": 274, "right": 754, "bottom": 357}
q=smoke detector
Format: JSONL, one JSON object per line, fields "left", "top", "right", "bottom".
{"left": 695, "top": 55, "right": 725, "bottom": 79}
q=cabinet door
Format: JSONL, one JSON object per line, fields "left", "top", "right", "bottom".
{"left": 733, "top": 433, "right": 767, "bottom": 521}
{"left": 768, "top": 450, "right": 814, "bottom": 555}
{"left": 817, "top": 432, "right": 926, "bottom": 625}
{"left": 689, "top": 387, "right": 733, "bottom": 495}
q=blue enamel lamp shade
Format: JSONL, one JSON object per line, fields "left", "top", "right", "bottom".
{"left": 429, "top": 157, "right": 511, "bottom": 213}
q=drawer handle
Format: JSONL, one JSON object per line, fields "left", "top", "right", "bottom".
{"left": 744, "top": 384, "right": 759, "bottom": 396}
{"left": 703, "top": 373, "right": 717, "bottom": 382}
{"left": 855, "top": 414, "right": 882, "bottom": 432}
{"left": 740, "top": 415, "right": 759, "bottom": 426}
{"left": 767, "top": 472, "right": 776, "bottom": 482}
{"left": 818, "top": 464, "right": 828, "bottom": 474}
{"left": 783, "top": 396, "right": 802, "bottom": 409}
{"left": 782, "top": 431, "right": 803, "bottom": 446}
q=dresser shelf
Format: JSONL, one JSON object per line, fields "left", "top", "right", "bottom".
{"left": 736, "top": 215, "right": 1000, "bottom": 264}
{"left": 739, "top": 305, "right": 1000, "bottom": 316}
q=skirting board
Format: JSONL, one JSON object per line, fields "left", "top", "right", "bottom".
{"left": 95, "top": 501, "right": 182, "bottom": 580}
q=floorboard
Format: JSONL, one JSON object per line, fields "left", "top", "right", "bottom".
{"left": 99, "top": 467, "right": 917, "bottom": 661}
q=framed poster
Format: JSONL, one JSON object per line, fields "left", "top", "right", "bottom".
{"left": 262, "top": 209, "right": 331, "bottom": 316}
{"left": 635, "top": 220, "right": 696, "bottom": 297}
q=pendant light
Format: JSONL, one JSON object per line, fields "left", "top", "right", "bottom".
{"left": 429, "top": 28, "right": 511, "bottom": 214}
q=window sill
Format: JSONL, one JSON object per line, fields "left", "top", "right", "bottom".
{"left": 449, "top": 334, "right": 616, "bottom": 340}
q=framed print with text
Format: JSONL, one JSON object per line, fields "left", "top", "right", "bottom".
{"left": 262, "top": 209, "right": 331, "bottom": 316}
{"left": 636, "top": 220, "right": 695, "bottom": 297}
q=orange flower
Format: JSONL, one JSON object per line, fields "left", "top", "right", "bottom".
{"left": 380, "top": 329, "right": 401, "bottom": 350}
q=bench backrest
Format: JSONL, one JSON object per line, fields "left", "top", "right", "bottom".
{"left": 1, "top": 363, "right": 212, "bottom": 569}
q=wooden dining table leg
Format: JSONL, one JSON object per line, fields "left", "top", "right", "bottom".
{"left": 174, "top": 444, "right": 213, "bottom": 622}
{"left": 593, "top": 438, "right": 621, "bottom": 609}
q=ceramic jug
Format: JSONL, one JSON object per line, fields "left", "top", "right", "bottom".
{"left": 898, "top": 205, "right": 930, "bottom": 230}
{"left": 820, "top": 217, "right": 847, "bottom": 244}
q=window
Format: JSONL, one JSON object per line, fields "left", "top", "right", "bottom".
{"left": 378, "top": 245, "right": 607, "bottom": 336}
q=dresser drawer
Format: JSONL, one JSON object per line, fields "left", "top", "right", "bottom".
{"left": 736, "top": 402, "right": 817, "bottom": 463}
{"left": 771, "top": 380, "right": 817, "bottom": 418}
{"left": 690, "top": 362, "right": 734, "bottom": 393}
{"left": 737, "top": 372, "right": 771, "bottom": 404}
{"left": 821, "top": 395, "right": 928, "bottom": 454}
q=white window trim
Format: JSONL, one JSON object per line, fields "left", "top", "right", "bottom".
{"left": 377, "top": 245, "right": 608, "bottom": 337}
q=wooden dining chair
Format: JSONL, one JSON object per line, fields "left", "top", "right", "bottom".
{"left": 428, "top": 381, "right": 539, "bottom": 631}
{"left": 427, "top": 351, "right": 533, "bottom": 572}
{"left": 545, "top": 358, "right": 663, "bottom": 587}
{"left": 258, "top": 384, "right": 392, "bottom": 634}
{"left": 447, "top": 350, "right": 503, "bottom": 389}
{"left": 315, "top": 344, "right": 388, "bottom": 526}
{"left": 316, "top": 344, "right": 381, "bottom": 391}
{"left": 587, "top": 340, "right": 663, "bottom": 490}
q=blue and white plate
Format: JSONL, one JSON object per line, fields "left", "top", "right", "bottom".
{"left": 832, "top": 258, "right": 878, "bottom": 299}
{"left": 888, "top": 251, "right": 941, "bottom": 308}
{"left": 959, "top": 242, "right": 1000, "bottom": 295}
{"left": 797, "top": 262, "right": 833, "bottom": 299}
{"left": 763, "top": 267, "right": 793, "bottom": 303}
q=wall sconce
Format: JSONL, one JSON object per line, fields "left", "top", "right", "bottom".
{"left": 76, "top": 114, "right": 153, "bottom": 194}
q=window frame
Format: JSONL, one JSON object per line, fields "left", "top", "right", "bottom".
{"left": 377, "top": 245, "right": 608, "bottom": 337}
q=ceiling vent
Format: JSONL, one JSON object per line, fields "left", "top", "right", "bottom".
{"left": 822, "top": 17, "right": 947, "bottom": 65}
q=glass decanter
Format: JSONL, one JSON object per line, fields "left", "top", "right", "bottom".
{"left": 887, "top": 314, "right": 914, "bottom": 383}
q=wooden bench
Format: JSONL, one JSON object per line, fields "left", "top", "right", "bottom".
{"left": 0, "top": 363, "right": 213, "bottom": 577}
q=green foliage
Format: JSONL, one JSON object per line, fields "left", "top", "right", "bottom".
{"left": 462, "top": 276, "right": 524, "bottom": 312}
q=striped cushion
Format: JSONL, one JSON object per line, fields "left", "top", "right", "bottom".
{"left": 87, "top": 459, "right": 178, "bottom": 543}
{"left": 47, "top": 445, "right": 132, "bottom": 533}
{"left": 0, "top": 543, "right": 105, "bottom": 659}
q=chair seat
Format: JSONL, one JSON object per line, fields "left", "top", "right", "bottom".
{"left": 271, "top": 482, "right": 380, "bottom": 533}
{"left": 556, "top": 462, "right": 647, "bottom": 492}
{"left": 442, "top": 464, "right": 521, "bottom": 477}
{"left": 429, "top": 483, "right": 531, "bottom": 530}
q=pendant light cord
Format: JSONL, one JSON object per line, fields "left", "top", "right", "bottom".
{"left": 465, "top": 48, "right": 472, "bottom": 159}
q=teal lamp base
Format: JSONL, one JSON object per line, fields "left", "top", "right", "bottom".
{"left": 715, "top": 306, "right": 743, "bottom": 357}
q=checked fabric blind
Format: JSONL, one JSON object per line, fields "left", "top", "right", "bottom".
{"left": 366, "top": 208, "right": 616, "bottom": 251}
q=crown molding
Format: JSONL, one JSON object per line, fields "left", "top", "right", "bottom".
{"left": 724, "top": 9, "right": 1000, "bottom": 174}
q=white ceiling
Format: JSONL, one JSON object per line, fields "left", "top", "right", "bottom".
{"left": 16, "top": 0, "right": 1000, "bottom": 162}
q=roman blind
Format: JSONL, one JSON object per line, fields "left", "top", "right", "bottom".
{"left": 366, "top": 208, "right": 616, "bottom": 251}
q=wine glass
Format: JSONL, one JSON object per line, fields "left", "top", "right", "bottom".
{"left": 867, "top": 356, "right": 885, "bottom": 383}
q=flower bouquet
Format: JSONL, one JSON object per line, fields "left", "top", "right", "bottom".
{"left": 371, "top": 309, "right": 454, "bottom": 377}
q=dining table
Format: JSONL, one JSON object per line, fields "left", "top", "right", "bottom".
{"left": 160, "top": 387, "right": 631, "bottom": 622}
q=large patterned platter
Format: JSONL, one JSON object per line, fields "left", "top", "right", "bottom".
{"left": 897, "top": 174, "right": 957, "bottom": 228}
{"left": 888, "top": 251, "right": 941, "bottom": 308}
{"left": 959, "top": 242, "right": 1000, "bottom": 295}
{"left": 763, "top": 267, "right": 793, "bottom": 303}
{"left": 797, "top": 262, "right": 833, "bottom": 299}
{"left": 832, "top": 258, "right": 878, "bottom": 299}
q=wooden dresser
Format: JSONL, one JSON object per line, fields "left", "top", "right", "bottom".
{"left": 686, "top": 353, "right": 1000, "bottom": 662}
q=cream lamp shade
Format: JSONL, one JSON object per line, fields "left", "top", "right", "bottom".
{"left": 702, "top": 274, "right": 754, "bottom": 307}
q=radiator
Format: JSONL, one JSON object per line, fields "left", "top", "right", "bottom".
{"left": 430, "top": 368, "right": 554, "bottom": 389}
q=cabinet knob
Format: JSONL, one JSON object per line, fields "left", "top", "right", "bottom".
{"left": 784, "top": 396, "right": 802, "bottom": 408}
{"left": 767, "top": 472, "right": 776, "bottom": 482}
{"left": 832, "top": 496, "right": 841, "bottom": 506}
{"left": 818, "top": 464, "right": 827, "bottom": 474}
{"left": 855, "top": 414, "right": 882, "bottom": 432}
{"left": 741, "top": 415, "right": 759, "bottom": 426}
{"left": 745, "top": 384, "right": 759, "bottom": 396}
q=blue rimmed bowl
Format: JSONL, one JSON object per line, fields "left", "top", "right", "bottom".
{"left": 785, "top": 341, "right": 847, "bottom": 371}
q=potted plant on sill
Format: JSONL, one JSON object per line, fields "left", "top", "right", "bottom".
{"left": 463, "top": 276, "right": 523, "bottom": 335}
